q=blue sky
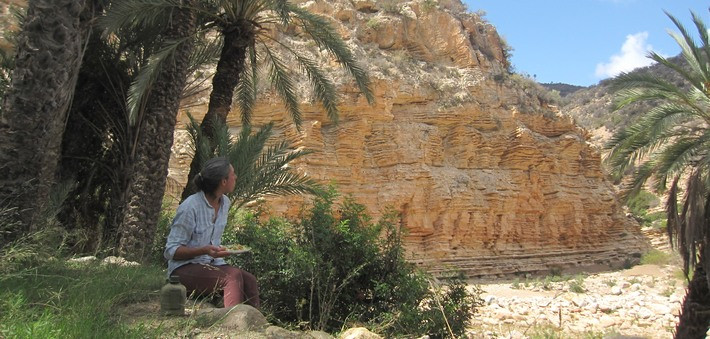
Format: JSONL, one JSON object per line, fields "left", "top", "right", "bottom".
{"left": 462, "top": 0, "right": 710, "bottom": 86}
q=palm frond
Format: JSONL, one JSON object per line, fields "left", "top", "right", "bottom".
{"left": 665, "top": 177, "right": 686, "bottom": 273}
{"left": 692, "top": 11, "right": 710, "bottom": 68}
{"left": 233, "top": 143, "right": 320, "bottom": 208}
{"left": 185, "top": 112, "right": 213, "bottom": 168}
{"left": 267, "top": 35, "right": 340, "bottom": 122}
{"left": 287, "top": 3, "right": 374, "bottom": 105}
{"left": 263, "top": 46, "right": 302, "bottom": 127}
{"left": 664, "top": 10, "right": 707, "bottom": 79}
{"left": 230, "top": 123, "right": 274, "bottom": 187}
{"left": 100, "top": 0, "right": 181, "bottom": 35}
{"left": 186, "top": 35, "right": 222, "bottom": 74}
{"left": 235, "top": 46, "right": 259, "bottom": 126}
{"left": 611, "top": 72, "right": 688, "bottom": 109}
{"left": 126, "top": 37, "right": 190, "bottom": 125}
{"left": 604, "top": 125, "right": 659, "bottom": 178}
{"left": 652, "top": 134, "right": 710, "bottom": 192}
{"left": 210, "top": 116, "right": 233, "bottom": 157}
{"left": 220, "top": 122, "right": 320, "bottom": 208}
{"left": 647, "top": 51, "right": 704, "bottom": 92}
{"left": 620, "top": 160, "right": 656, "bottom": 202}
{"left": 680, "top": 169, "right": 707, "bottom": 276}
{"left": 270, "top": 0, "right": 291, "bottom": 25}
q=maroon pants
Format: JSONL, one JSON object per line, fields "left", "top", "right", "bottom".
{"left": 173, "top": 263, "right": 260, "bottom": 308}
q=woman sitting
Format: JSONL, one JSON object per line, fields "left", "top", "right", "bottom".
{"left": 164, "top": 157, "right": 259, "bottom": 308}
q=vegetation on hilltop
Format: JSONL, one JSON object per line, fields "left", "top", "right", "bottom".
{"left": 540, "top": 82, "right": 585, "bottom": 97}
{"left": 562, "top": 55, "right": 689, "bottom": 135}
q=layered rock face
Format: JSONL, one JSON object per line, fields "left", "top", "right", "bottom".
{"left": 169, "top": 0, "right": 647, "bottom": 277}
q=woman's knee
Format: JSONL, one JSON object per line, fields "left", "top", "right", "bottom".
{"left": 241, "top": 270, "right": 256, "bottom": 283}
{"left": 219, "top": 266, "right": 244, "bottom": 282}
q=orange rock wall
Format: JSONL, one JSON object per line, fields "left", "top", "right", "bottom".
{"left": 168, "top": 0, "right": 646, "bottom": 277}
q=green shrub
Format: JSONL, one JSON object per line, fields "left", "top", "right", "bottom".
{"left": 568, "top": 276, "right": 586, "bottom": 293}
{"left": 626, "top": 190, "right": 659, "bottom": 217}
{"left": 225, "top": 188, "right": 482, "bottom": 337}
{"left": 640, "top": 249, "right": 672, "bottom": 266}
{"left": 149, "top": 200, "right": 176, "bottom": 264}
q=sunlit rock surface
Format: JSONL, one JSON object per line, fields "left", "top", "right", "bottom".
{"left": 168, "top": 0, "right": 647, "bottom": 277}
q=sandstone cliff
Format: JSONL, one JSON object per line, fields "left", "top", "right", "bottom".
{"left": 169, "top": 0, "right": 647, "bottom": 277}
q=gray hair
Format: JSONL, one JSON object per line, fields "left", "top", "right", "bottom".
{"left": 194, "top": 157, "right": 231, "bottom": 195}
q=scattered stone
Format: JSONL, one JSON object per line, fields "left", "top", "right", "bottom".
{"left": 339, "top": 327, "right": 383, "bottom": 339}
{"left": 305, "top": 330, "right": 334, "bottom": 339}
{"left": 67, "top": 256, "right": 97, "bottom": 263}
{"left": 101, "top": 256, "right": 139, "bottom": 267}
{"left": 264, "top": 325, "right": 301, "bottom": 339}
{"left": 472, "top": 264, "right": 684, "bottom": 338}
{"left": 220, "top": 304, "right": 269, "bottom": 332}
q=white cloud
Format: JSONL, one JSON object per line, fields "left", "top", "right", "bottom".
{"left": 595, "top": 32, "right": 655, "bottom": 78}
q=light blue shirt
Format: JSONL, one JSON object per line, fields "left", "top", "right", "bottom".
{"left": 164, "top": 191, "right": 230, "bottom": 277}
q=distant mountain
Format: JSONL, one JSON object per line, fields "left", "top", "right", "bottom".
{"left": 560, "top": 55, "right": 687, "bottom": 147}
{"left": 540, "top": 82, "right": 585, "bottom": 97}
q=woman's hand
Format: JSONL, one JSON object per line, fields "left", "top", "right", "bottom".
{"left": 203, "top": 245, "right": 230, "bottom": 258}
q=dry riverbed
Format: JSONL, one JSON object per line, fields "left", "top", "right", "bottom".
{"left": 466, "top": 263, "right": 685, "bottom": 338}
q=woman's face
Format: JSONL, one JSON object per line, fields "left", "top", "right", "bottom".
{"left": 224, "top": 165, "right": 236, "bottom": 193}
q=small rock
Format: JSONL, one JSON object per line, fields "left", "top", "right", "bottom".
{"left": 264, "top": 325, "right": 300, "bottom": 338}
{"left": 67, "top": 256, "right": 97, "bottom": 263}
{"left": 339, "top": 327, "right": 382, "bottom": 339}
{"left": 101, "top": 256, "right": 139, "bottom": 267}
{"left": 572, "top": 297, "right": 587, "bottom": 307}
{"left": 305, "top": 330, "right": 334, "bottom": 339}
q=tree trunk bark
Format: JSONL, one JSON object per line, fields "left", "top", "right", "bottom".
{"left": 675, "top": 258, "right": 710, "bottom": 338}
{"left": 0, "top": 0, "right": 89, "bottom": 237}
{"left": 117, "top": 1, "right": 196, "bottom": 262}
{"left": 180, "top": 26, "right": 250, "bottom": 201}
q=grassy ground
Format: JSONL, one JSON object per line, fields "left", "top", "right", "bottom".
{"left": 0, "top": 231, "right": 685, "bottom": 338}
{"left": 0, "top": 258, "right": 166, "bottom": 338}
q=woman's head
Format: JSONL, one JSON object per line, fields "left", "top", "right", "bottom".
{"left": 194, "top": 157, "right": 234, "bottom": 196}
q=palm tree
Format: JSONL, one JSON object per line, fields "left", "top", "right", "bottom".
{"left": 186, "top": 114, "right": 321, "bottom": 209}
{"left": 0, "top": 0, "right": 93, "bottom": 238}
{"left": 604, "top": 11, "right": 710, "bottom": 338}
{"left": 174, "top": 0, "right": 375, "bottom": 200}
{"left": 102, "top": 0, "right": 199, "bottom": 261}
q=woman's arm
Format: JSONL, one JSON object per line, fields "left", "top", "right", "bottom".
{"left": 173, "top": 244, "right": 229, "bottom": 259}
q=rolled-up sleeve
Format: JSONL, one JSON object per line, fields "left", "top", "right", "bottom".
{"left": 164, "top": 206, "right": 195, "bottom": 260}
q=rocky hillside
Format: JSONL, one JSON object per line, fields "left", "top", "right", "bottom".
{"left": 168, "top": 0, "right": 648, "bottom": 278}
{"left": 555, "top": 55, "right": 686, "bottom": 147}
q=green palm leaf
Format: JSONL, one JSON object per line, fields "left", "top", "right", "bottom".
{"left": 186, "top": 116, "right": 320, "bottom": 208}
{"left": 99, "top": 0, "right": 180, "bottom": 34}
{"left": 125, "top": 37, "right": 190, "bottom": 125}
{"left": 263, "top": 46, "right": 302, "bottom": 127}
{"left": 235, "top": 47, "right": 259, "bottom": 126}
{"left": 605, "top": 12, "right": 710, "bottom": 296}
{"left": 287, "top": 3, "right": 374, "bottom": 105}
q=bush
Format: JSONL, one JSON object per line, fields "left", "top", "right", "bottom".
{"left": 640, "top": 249, "right": 672, "bottom": 266}
{"left": 224, "top": 188, "right": 482, "bottom": 337}
{"left": 149, "top": 201, "right": 177, "bottom": 264}
{"left": 626, "top": 190, "right": 659, "bottom": 216}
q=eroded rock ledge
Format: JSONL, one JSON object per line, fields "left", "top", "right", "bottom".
{"left": 168, "top": 0, "right": 647, "bottom": 277}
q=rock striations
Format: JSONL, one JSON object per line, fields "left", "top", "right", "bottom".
{"left": 168, "top": 0, "right": 648, "bottom": 277}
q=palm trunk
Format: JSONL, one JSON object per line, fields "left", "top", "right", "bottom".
{"left": 180, "top": 24, "right": 251, "bottom": 201}
{"left": 675, "top": 256, "right": 710, "bottom": 338}
{"left": 117, "top": 1, "right": 196, "bottom": 262}
{"left": 0, "top": 0, "right": 89, "bottom": 236}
